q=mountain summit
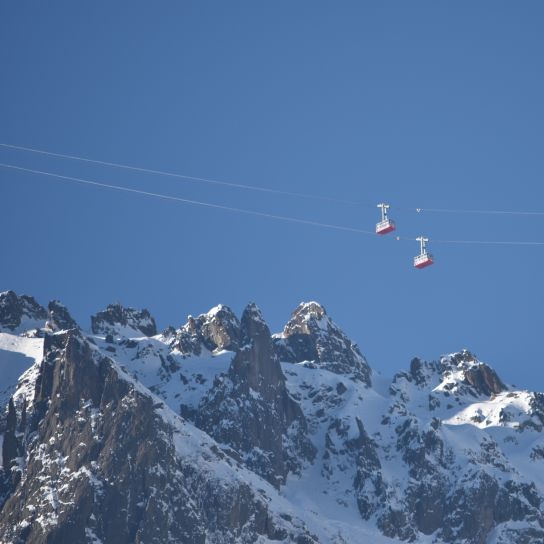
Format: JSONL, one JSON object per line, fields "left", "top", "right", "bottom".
{"left": 0, "top": 291, "right": 542, "bottom": 544}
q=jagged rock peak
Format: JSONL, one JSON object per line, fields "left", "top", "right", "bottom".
{"left": 197, "top": 301, "right": 316, "bottom": 486}
{"left": 289, "top": 301, "right": 327, "bottom": 325}
{"left": 441, "top": 350, "right": 507, "bottom": 396}
{"left": 0, "top": 326, "right": 316, "bottom": 544}
{"left": 198, "top": 304, "right": 241, "bottom": 348}
{"left": 91, "top": 303, "right": 157, "bottom": 338}
{"left": 281, "top": 301, "right": 348, "bottom": 341}
{"left": 0, "top": 290, "right": 47, "bottom": 332}
{"left": 46, "top": 300, "right": 78, "bottom": 332}
{"left": 442, "top": 349, "right": 478, "bottom": 368}
{"left": 393, "top": 350, "right": 507, "bottom": 399}
{"left": 280, "top": 301, "right": 329, "bottom": 339}
{"left": 240, "top": 302, "right": 269, "bottom": 345}
{"left": 274, "top": 301, "right": 372, "bottom": 386}
{"left": 242, "top": 301, "right": 266, "bottom": 323}
{"left": 172, "top": 304, "right": 240, "bottom": 355}
{"left": 206, "top": 303, "right": 238, "bottom": 319}
{"left": 236, "top": 303, "right": 283, "bottom": 391}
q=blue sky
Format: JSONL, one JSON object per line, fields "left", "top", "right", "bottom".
{"left": 1, "top": 2, "right": 543, "bottom": 388}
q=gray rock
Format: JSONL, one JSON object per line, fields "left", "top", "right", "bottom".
{"left": 0, "top": 291, "right": 47, "bottom": 332}
{"left": 197, "top": 303, "right": 316, "bottom": 487}
{"left": 172, "top": 304, "right": 241, "bottom": 356}
{"left": 382, "top": 355, "right": 543, "bottom": 544}
{"left": 274, "top": 302, "right": 372, "bottom": 385}
{"left": 46, "top": 300, "right": 79, "bottom": 331}
{"left": 0, "top": 329, "right": 317, "bottom": 544}
{"left": 91, "top": 303, "right": 157, "bottom": 337}
{"left": 1, "top": 294, "right": 543, "bottom": 544}
{"left": 444, "top": 350, "right": 507, "bottom": 396}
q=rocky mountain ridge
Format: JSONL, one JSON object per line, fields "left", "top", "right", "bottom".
{"left": 0, "top": 290, "right": 543, "bottom": 544}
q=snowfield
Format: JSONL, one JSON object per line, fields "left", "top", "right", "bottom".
{"left": 0, "top": 333, "right": 43, "bottom": 411}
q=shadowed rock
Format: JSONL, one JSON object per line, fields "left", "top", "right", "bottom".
{"left": 197, "top": 303, "right": 315, "bottom": 487}
{"left": 46, "top": 300, "right": 79, "bottom": 332}
{"left": 274, "top": 302, "right": 372, "bottom": 385}
{"left": 0, "top": 291, "right": 47, "bottom": 332}
{"left": 91, "top": 303, "right": 157, "bottom": 337}
{"left": 443, "top": 350, "right": 507, "bottom": 397}
{"left": 1, "top": 293, "right": 543, "bottom": 544}
{"left": 0, "top": 329, "right": 317, "bottom": 544}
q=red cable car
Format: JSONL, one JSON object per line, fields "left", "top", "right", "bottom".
{"left": 376, "top": 203, "right": 396, "bottom": 235}
{"left": 414, "top": 236, "right": 434, "bottom": 269}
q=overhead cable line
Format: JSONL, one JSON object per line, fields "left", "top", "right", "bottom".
{"left": 431, "top": 238, "right": 544, "bottom": 246}
{"left": 1, "top": 143, "right": 543, "bottom": 217}
{"left": 415, "top": 207, "right": 544, "bottom": 217}
{"left": 0, "top": 143, "right": 371, "bottom": 208}
{"left": 0, "top": 163, "right": 376, "bottom": 236}
{"left": 2, "top": 162, "right": 544, "bottom": 247}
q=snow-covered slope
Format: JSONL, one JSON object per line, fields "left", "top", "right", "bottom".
{"left": 0, "top": 291, "right": 543, "bottom": 544}
{"left": 0, "top": 333, "right": 43, "bottom": 416}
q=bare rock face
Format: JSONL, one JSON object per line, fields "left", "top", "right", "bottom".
{"left": 172, "top": 304, "right": 241, "bottom": 356}
{"left": 1, "top": 294, "right": 543, "bottom": 544}
{"left": 397, "top": 351, "right": 507, "bottom": 403}
{"left": 1, "top": 399, "right": 18, "bottom": 482}
{"left": 46, "top": 300, "right": 79, "bottom": 332}
{"left": 0, "top": 329, "right": 317, "bottom": 544}
{"left": 197, "top": 303, "right": 316, "bottom": 487}
{"left": 351, "top": 417, "right": 387, "bottom": 521}
{"left": 0, "top": 291, "right": 47, "bottom": 332}
{"left": 91, "top": 303, "right": 157, "bottom": 337}
{"left": 274, "top": 302, "right": 372, "bottom": 386}
{"left": 441, "top": 350, "right": 507, "bottom": 397}
{"left": 380, "top": 356, "right": 544, "bottom": 544}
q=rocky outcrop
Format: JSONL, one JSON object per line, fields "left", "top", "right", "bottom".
{"left": 91, "top": 303, "right": 157, "bottom": 337}
{"left": 1, "top": 399, "right": 18, "bottom": 481}
{"left": 1, "top": 294, "right": 543, "bottom": 544}
{"left": 171, "top": 304, "right": 241, "bottom": 356}
{"left": 440, "top": 350, "right": 507, "bottom": 397}
{"left": 351, "top": 418, "right": 386, "bottom": 520}
{"left": 46, "top": 300, "right": 79, "bottom": 332}
{"left": 274, "top": 302, "right": 372, "bottom": 386}
{"left": 197, "top": 303, "right": 315, "bottom": 487}
{"left": 0, "top": 329, "right": 317, "bottom": 544}
{"left": 381, "top": 353, "right": 543, "bottom": 544}
{"left": 0, "top": 291, "right": 47, "bottom": 332}
{"left": 393, "top": 351, "right": 507, "bottom": 404}
{"left": 463, "top": 363, "right": 506, "bottom": 397}
{"left": 376, "top": 414, "right": 543, "bottom": 543}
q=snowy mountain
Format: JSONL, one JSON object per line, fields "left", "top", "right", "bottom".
{"left": 0, "top": 290, "right": 543, "bottom": 544}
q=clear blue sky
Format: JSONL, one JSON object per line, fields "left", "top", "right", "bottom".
{"left": 1, "top": 2, "right": 543, "bottom": 388}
